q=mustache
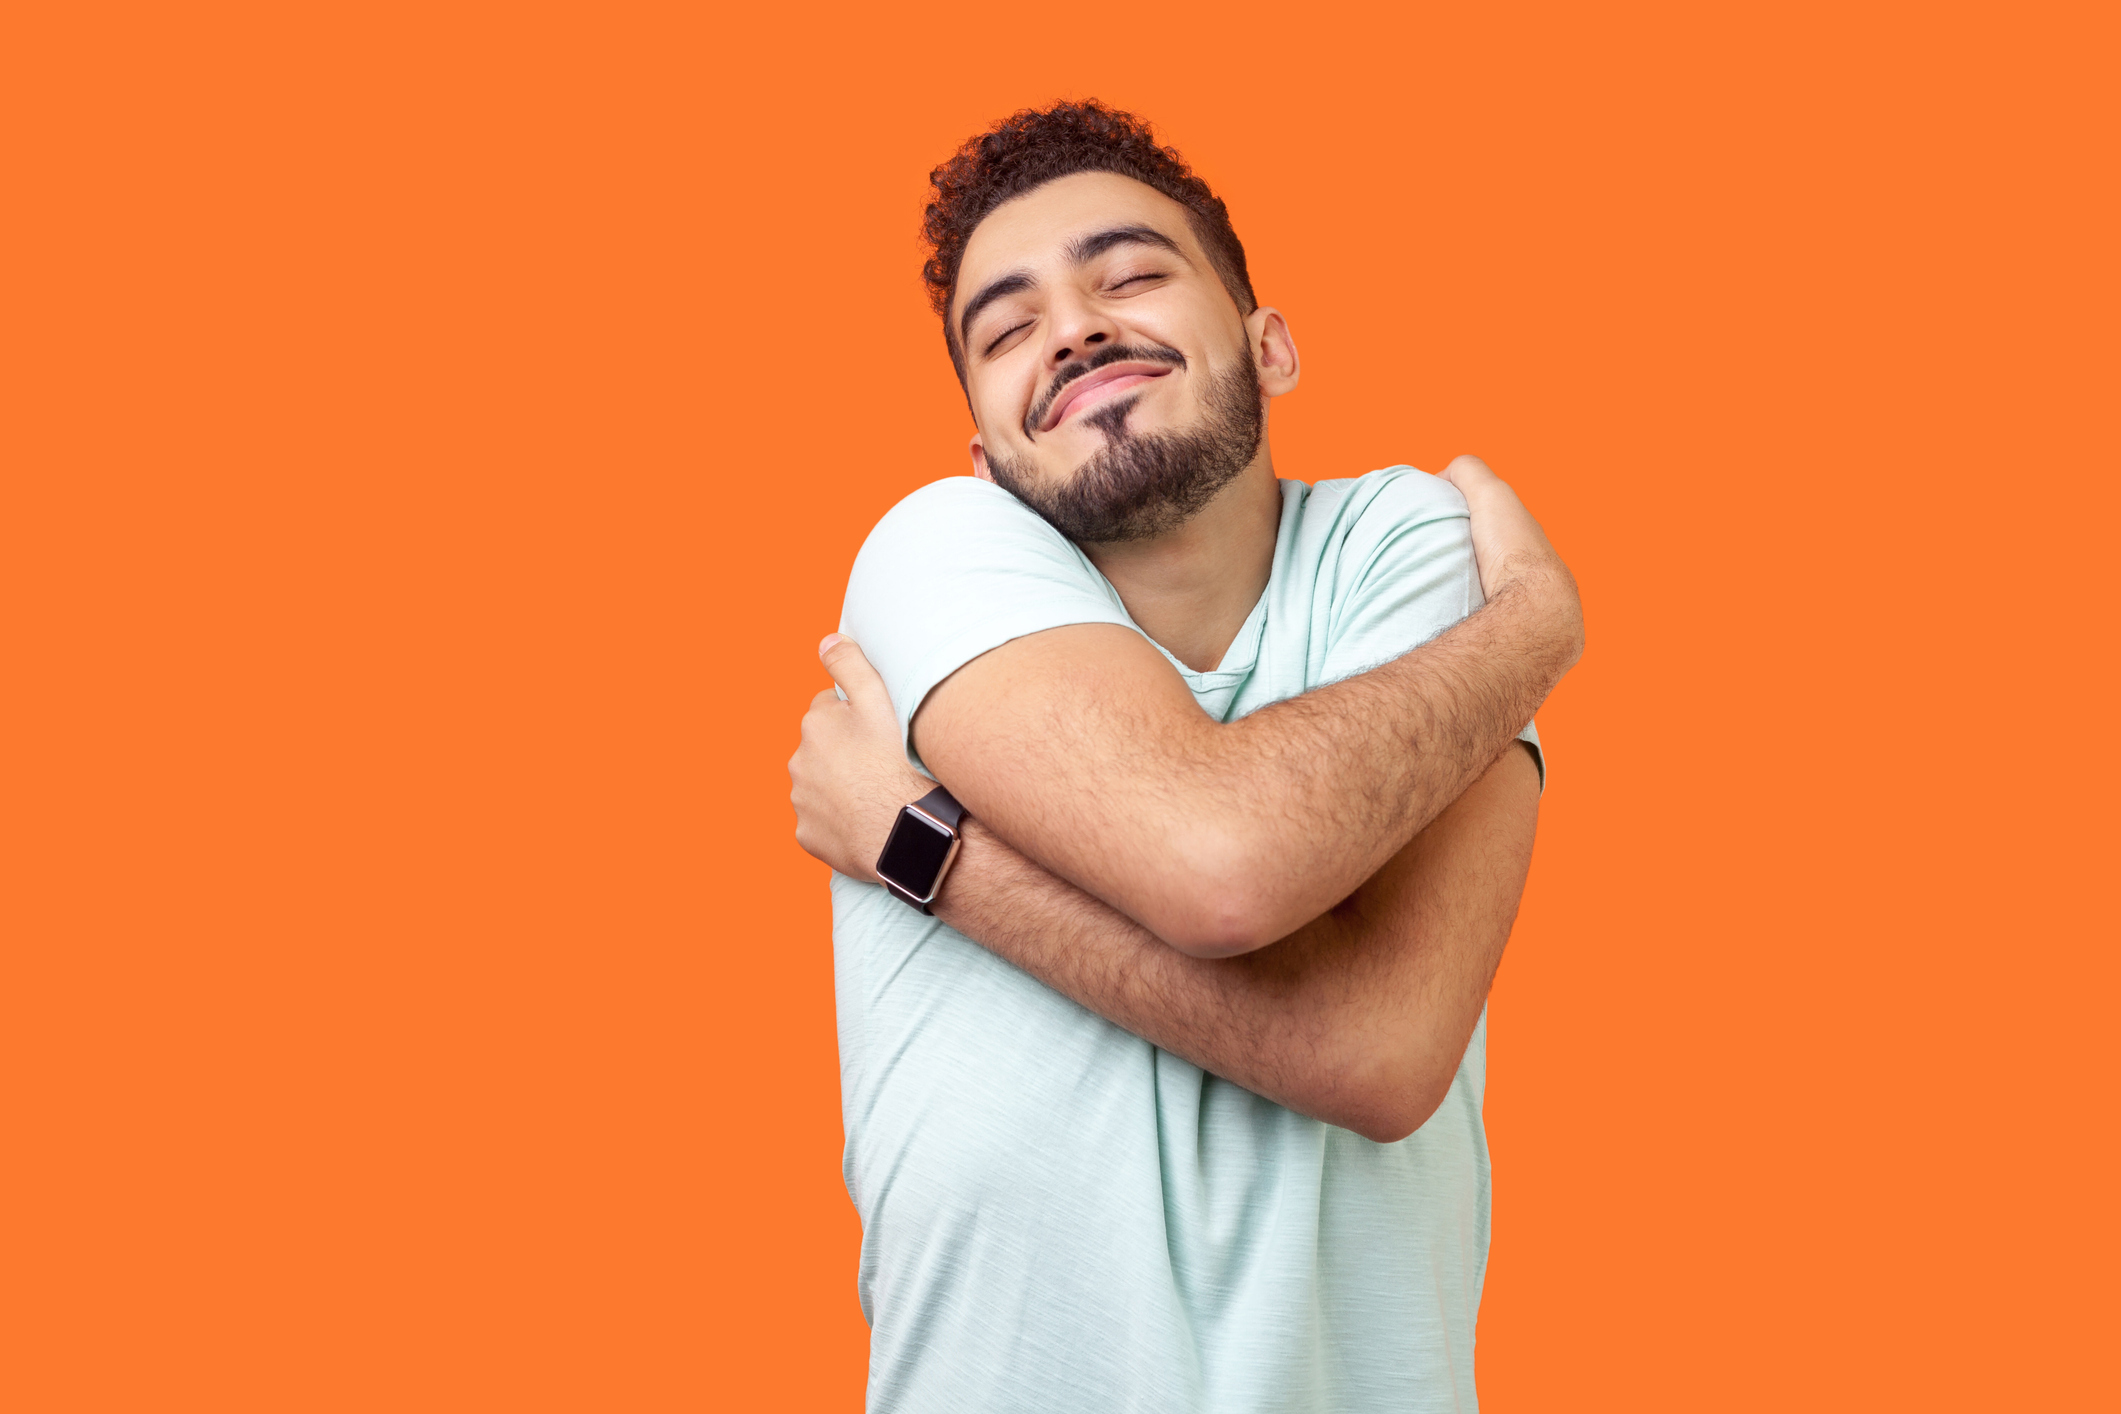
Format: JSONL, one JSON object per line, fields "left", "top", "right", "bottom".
{"left": 1023, "top": 343, "right": 1187, "bottom": 438}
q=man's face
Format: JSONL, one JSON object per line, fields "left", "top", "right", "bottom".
{"left": 951, "top": 172, "right": 1267, "bottom": 543}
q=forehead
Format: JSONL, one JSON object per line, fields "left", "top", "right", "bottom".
{"left": 954, "top": 172, "right": 1201, "bottom": 319}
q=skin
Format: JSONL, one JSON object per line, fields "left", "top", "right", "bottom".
{"left": 800, "top": 642, "right": 1539, "bottom": 1141}
{"left": 789, "top": 171, "right": 1584, "bottom": 1139}
{"left": 958, "top": 173, "right": 1296, "bottom": 672}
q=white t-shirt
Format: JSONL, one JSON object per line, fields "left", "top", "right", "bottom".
{"left": 832, "top": 468, "right": 1541, "bottom": 1413}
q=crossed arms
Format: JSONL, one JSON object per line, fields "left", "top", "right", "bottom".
{"left": 790, "top": 458, "right": 1584, "bottom": 1142}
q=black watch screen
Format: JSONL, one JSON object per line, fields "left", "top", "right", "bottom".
{"left": 877, "top": 808, "right": 955, "bottom": 896}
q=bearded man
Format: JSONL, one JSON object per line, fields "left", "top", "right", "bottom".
{"left": 789, "top": 101, "right": 1584, "bottom": 1412}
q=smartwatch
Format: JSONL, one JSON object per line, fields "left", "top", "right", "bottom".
{"left": 874, "top": 786, "right": 966, "bottom": 914}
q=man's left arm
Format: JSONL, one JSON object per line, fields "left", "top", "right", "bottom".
{"left": 792, "top": 643, "right": 1539, "bottom": 1143}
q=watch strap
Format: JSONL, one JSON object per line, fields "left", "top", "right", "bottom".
{"left": 912, "top": 785, "right": 964, "bottom": 832}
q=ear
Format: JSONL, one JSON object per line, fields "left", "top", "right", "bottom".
{"left": 968, "top": 432, "right": 994, "bottom": 482}
{"left": 1246, "top": 307, "right": 1301, "bottom": 399}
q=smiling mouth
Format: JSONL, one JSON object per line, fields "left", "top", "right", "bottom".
{"left": 1039, "top": 364, "right": 1175, "bottom": 433}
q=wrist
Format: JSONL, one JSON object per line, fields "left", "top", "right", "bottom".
{"left": 861, "top": 775, "right": 945, "bottom": 873}
{"left": 872, "top": 782, "right": 968, "bottom": 914}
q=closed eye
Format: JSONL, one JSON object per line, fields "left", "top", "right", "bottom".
{"left": 982, "top": 320, "right": 1032, "bottom": 357}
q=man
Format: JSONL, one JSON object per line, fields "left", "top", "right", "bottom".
{"left": 789, "top": 101, "right": 1583, "bottom": 1411}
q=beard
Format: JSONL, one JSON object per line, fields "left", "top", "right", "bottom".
{"left": 986, "top": 345, "right": 1264, "bottom": 545}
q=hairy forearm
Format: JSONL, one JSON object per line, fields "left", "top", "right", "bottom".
{"left": 932, "top": 820, "right": 1400, "bottom": 1134}
{"left": 933, "top": 571, "right": 1567, "bottom": 955}
{"left": 928, "top": 746, "right": 1540, "bottom": 1141}
{"left": 1201, "top": 574, "right": 1567, "bottom": 941}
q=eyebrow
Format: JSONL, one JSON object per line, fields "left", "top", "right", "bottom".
{"left": 956, "top": 224, "right": 1189, "bottom": 352}
{"left": 1065, "top": 223, "right": 1184, "bottom": 266}
{"left": 957, "top": 271, "right": 1037, "bottom": 351}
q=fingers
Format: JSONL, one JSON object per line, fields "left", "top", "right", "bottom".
{"left": 819, "top": 633, "right": 892, "bottom": 714}
{"left": 1439, "top": 454, "right": 1539, "bottom": 530}
{"left": 1437, "top": 454, "right": 1497, "bottom": 491}
{"left": 1439, "top": 456, "right": 1524, "bottom": 515}
{"left": 1433, "top": 455, "right": 1565, "bottom": 591}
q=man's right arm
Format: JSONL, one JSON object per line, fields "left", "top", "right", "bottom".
{"left": 912, "top": 457, "right": 1581, "bottom": 957}
{"left": 794, "top": 671, "right": 1541, "bottom": 1140}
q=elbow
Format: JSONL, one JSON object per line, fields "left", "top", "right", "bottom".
{"left": 1326, "top": 1048, "right": 1457, "bottom": 1146}
{"left": 1145, "top": 826, "right": 1307, "bottom": 959}
{"left": 1156, "top": 904, "right": 1282, "bottom": 960}
{"left": 1343, "top": 1092, "right": 1445, "bottom": 1146}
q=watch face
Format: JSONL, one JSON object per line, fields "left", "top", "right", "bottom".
{"left": 877, "top": 808, "right": 955, "bottom": 895}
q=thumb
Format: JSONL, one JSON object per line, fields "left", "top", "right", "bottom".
{"left": 819, "top": 633, "right": 893, "bottom": 714}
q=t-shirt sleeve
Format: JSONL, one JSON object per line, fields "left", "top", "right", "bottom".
{"left": 1320, "top": 469, "right": 1545, "bottom": 789}
{"left": 838, "top": 477, "right": 1143, "bottom": 774}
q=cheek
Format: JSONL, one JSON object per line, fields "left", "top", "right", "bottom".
{"left": 970, "top": 367, "right": 1038, "bottom": 439}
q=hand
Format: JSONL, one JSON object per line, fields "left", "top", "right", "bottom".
{"left": 790, "top": 634, "right": 933, "bottom": 881}
{"left": 1436, "top": 455, "right": 1585, "bottom": 669}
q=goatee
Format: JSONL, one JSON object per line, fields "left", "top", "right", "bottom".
{"left": 987, "top": 347, "right": 1264, "bottom": 545}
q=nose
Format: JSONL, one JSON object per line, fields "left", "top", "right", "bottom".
{"left": 1043, "top": 289, "right": 1117, "bottom": 368}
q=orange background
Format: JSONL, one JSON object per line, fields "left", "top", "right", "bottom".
{"left": 6, "top": 1, "right": 2116, "bottom": 1408}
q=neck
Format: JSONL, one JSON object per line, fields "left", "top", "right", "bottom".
{"left": 1079, "top": 451, "right": 1282, "bottom": 673}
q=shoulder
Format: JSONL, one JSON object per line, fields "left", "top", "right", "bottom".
{"left": 839, "top": 478, "right": 1137, "bottom": 762}
{"left": 849, "top": 475, "right": 1106, "bottom": 603}
{"left": 1290, "top": 466, "right": 1475, "bottom": 591}
{"left": 875, "top": 473, "right": 1038, "bottom": 524}
{"left": 1297, "top": 468, "right": 1483, "bottom": 669}
{"left": 859, "top": 476, "right": 1061, "bottom": 556}
{"left": 1306, "top": 466, "right": 1470, "bottom": 543}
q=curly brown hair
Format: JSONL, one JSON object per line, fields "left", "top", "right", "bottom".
{"left": 922, "top": 100, "right": 1258, "bottom": 382}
